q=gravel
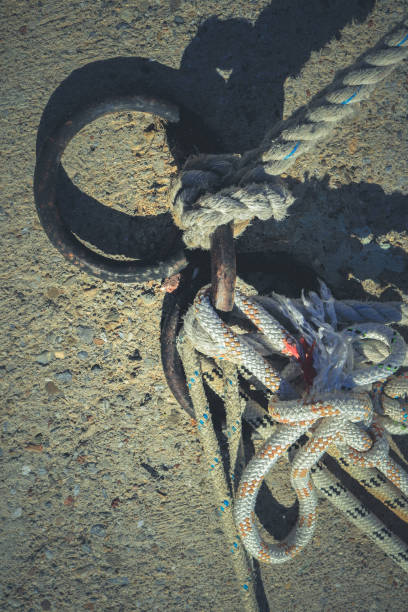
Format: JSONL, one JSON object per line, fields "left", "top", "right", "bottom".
{"left": 1, "top": 1, "right": 408, "bottom": 611}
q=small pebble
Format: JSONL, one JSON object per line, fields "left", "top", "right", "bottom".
{"left": 90, "top": 524, "right": 107, "bottom": 537}
{"left": 12, "top": 507, "right": 23, "bottom": 518}
{"left": 108, "top": 577, "right": 129, "bottom": 585}
{"left": 45, "top": 381, "right": 60, "bottom": 395}
{"left": 116, "top": 21, "right": 130, "bottom": 30}
{"left": 174, "top": 15, "right": 184, "bottom": 24}
{"left": 144, "top": 357, "right": 158, "bottom": 369}
{"left": 44, "top": 549, "right": 54, "bottom": 560}
{"left": 87, "top": 463, "right": 98, "bottom": 474}
{"left": 76, "top": 326, "right": 94, "bottom": 344}
{"left": 35, "top": 351, "right": 53, "bottom": 366}
{"left": 55, "top": 370, "right": 72, "bottom": 383}
{"left": 141, "top": 293, "right": 155, "bottom": 304}
{"left": 78, "top": 350, "right": 89, "bottom": 360}
{"left": 21, "top": 465, "right": 31, "bottom": 475}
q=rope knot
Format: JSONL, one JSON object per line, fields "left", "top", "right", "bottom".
{"left": 170, "top": 153, "right": 295, "bottom": 249}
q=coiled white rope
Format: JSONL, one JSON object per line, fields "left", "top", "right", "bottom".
{"left": 182, "top": 283, "right": 408, "bottom": 569}
{"left": 200, "top": 360, "right": 408, "bottom": 569}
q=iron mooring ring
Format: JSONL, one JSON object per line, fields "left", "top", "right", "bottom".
{"left": 33, "top": 94, "right": 189, "bottom": 283}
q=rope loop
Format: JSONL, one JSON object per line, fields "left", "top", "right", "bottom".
{"left": 184, "top": 281, "right": 408, "bottom": 565}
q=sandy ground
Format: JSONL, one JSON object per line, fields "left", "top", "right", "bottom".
{"left": 1, "top": 1, "right": 408, "bottom": 610}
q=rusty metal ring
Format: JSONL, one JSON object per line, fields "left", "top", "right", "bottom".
{"left": 34, "top": 94, "right": 188, "bottom": 283}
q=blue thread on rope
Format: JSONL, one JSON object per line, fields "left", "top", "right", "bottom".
{"left": 230, "top": 540, "right": 239, "bottom": 553}
{"left": 341, "top": 86, "right": 361, "bottom": 105}
{"left": 283, "top": 141, "right": 300, "bottom": 159}
{"left": 396, "top": 32, "right": 408, "bottom": 46}
{"left": 210, "top": 456, "right": 220, "bottom": 471}
{"left": 243, "top": 584, "right": 249, "bottom": 591}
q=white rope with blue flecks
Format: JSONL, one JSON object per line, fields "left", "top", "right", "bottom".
{"left": 181, "top": 283, "right": 408, "bottom": 572}
{"left": 171, "top": 19, "right": 408, "bottom": 249}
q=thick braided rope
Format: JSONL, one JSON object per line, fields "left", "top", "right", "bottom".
{"left": 177, "top": 333, "right": 260, "bottom": 611}
{"left": 171, "top": 20, "right": 408, "bottom": 249}
{"left": 310, "top": 461, "right": 408, "bottom": 571}
{"left": 200, "top": 355, "right": 408, "bottom": 571}
{"left": 185, "top": 285, "right": 408, "bottom": 567}
{"left": 255, "top": 295, "right": 408, "bottom": 326}
{"left": 254, "top": 295, "right": 408, "bottom": 369}
{"left": 201, "top": 360, "right": 408, "bottom": 558}
{"left": 202, "top": 358, "right": 408, "bottom": 520}
{"left": 256, "top": 20, "right": 408, "bottom": 175}
{"left": 220, "top": 360, "right": 246, "bottom": 485}
{"left": 188, "top": 288, "right": 406, "bottom": 392}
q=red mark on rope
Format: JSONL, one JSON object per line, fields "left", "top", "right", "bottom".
{"left": 298, "top": 337, "right": 317, "bottom": 387}
{"left": 282, "top": 336, "right": 300, "bottom": 360}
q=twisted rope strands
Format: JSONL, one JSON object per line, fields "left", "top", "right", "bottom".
{"left": 171, "top": 156, "right": 294, "bottom": 249}
{"left": 171, "top": 20, "right": 408, "bottom": 249}
{"left": 254, "top": 20, "right": 408, "bottom": 176}
{"left": 177, "top": 333, "right": 259, "bottom": 612}
{"left": 193, "top": 287, "right": 282, "bottom": 394}
{"left": 254, "top": 296, "right": 408, "bottom": 326}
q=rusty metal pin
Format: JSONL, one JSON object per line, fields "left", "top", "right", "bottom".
{"left": 210, "top": 222, "right": 236, "bottom": 312}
